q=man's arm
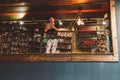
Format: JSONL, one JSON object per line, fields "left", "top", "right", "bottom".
{"left": 52, "top": 26, "right": 60, "bottom": 31}
{"left": 51, "top": 25, "right": 60, "bottom": 31}
{"left": 44, "top": 23, "right": 60, "bottom": 32}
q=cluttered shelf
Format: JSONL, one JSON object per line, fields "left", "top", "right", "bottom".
{"left": 0, "top": 29, "right": 112, "bottom": 54}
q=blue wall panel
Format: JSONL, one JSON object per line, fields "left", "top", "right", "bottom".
{"left": 0, "top": 0, "right": 120, "bottom": 80}
{"left": 116, "top": 0, "right": 120, "bottom": 54}
{"left": 0, "top": 62, "right": 120, "bottom": 80}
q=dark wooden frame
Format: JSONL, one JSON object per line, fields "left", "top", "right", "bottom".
{"left": 0, "top": 0, "right": 118, "bottom": 62}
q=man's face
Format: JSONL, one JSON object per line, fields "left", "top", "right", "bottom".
{"left": 50, "top": 17, "right": 55, "bottom": 22}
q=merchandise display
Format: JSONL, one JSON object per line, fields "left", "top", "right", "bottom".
{"left": 57, "top": 31, "right": 73, "bottom": 53}
{"left": 0, "top": 23, "right": 112, "bottom": 54}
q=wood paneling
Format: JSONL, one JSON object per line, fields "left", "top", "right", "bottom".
{"left": 0, "top": 0, "right": 109, "bottom": 6}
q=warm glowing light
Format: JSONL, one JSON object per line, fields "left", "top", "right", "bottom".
{"left": 59, "top": 20, "right": 63, "bottom": 25}
{"left": 77, "top": 18, "right": 81, "bottom": 25}
{"left": 14, "top": 7, "right": 29, "bottom": 12}
{"left": 21, "top": 2, "right": 26, "bottom": 6}
{"left": 11, "top": 7, "right": 28, "bottom": 19}
{"left": 77, "top": 18, "right": 84, "bottom": 25}
{"left": 12, "top": 12, "right": 26, "bottom": 19}
{"left": 17, "top": 13, "right": 26, "bottom": 19}
{"left": 19, "top": 21, "right": 24, "bottom": 25}
{"left": 102, "top": 21, "right": 106, "bottom": 25}
{"left": 81, "top": 21, "right": 84, "bottom": 25}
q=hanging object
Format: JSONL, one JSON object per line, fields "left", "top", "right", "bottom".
{"left": 77, "top": 8, "right": 84, "bottom": 26}
{"left": 58, "top": 20, "right": 63, "bottom": 25}
{"left": 77, "top": 18, "right": 84, "bottom": 25}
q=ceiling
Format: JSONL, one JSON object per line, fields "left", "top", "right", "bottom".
{"left": 0, "top": 0, "right": 110, "bottom": 24}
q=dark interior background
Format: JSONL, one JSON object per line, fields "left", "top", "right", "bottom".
{"left": 0, "top": 0, "right": 109, "bottom": 21}
{"left": 0, "top": 0, "right": 110, "bottom": 35}
{"left": 0, "top": 0, "right": 120, "bottom": 80}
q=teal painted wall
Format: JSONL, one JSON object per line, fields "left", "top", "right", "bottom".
{"left": 0, "top": 0, "right": 120, "bottom": 80}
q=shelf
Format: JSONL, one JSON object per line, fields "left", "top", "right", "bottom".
{"left": 58, "top": 36, "right": 72, "bottom": 39}
{"left": 57, "top": 31, "right": 73, "bottom": 53}
{"left": 57, "top": 48, "right": 72, "bottom": 51}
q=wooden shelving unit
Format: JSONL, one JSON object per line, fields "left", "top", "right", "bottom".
{"left": 57, "top": 31, "right": 73, "bottom": 53}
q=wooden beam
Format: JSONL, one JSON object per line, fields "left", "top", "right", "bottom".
{"left": 0, "top": 9, "right": 105, "bottom": 16}
{"left": 0, "top": 54, "right": 118, "bottom": 62}
{"left": 0, "top": 0, "right": 108, "bottom": 7}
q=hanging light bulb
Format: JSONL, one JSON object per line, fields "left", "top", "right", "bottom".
{"left": 102, "top": 21, "right": 106, "bottom": 25}
{"left": 81, "top": 20, "right": 84, "bottom": 25}
{"left": 77, "top": 11, "right": 84, "bottom": 26}
{"left": 19, "top": 21, "right": 24, "bottom": 25}
{"left": 77, "top": 18, "right": 81, "bottom": 25}
{"left": 77, "top": 18, "right": 84, "bottom": 25}
{"left": 59, "top": 20, "right": 63, "bottom": 25}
